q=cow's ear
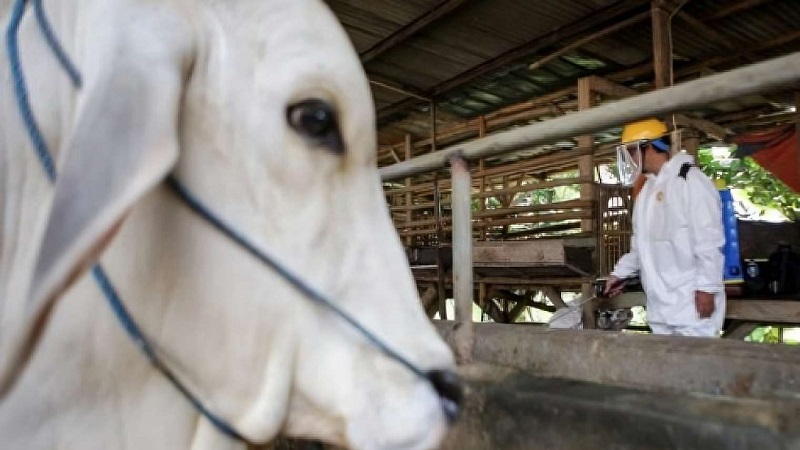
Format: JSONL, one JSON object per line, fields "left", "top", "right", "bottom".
{"left": 21, "top": 32, "right": 191, "bottom": 330}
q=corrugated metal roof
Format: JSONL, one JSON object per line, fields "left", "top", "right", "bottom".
{"left": 326, "top": 0, "right": 800, "bottom": 147}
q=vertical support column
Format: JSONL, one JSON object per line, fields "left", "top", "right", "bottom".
{"left": 651, "top": 0, "right": 680, "bottom": 150}
{"left": 478, "top": 282, "right": 488, "bottom": 322}
{"left": 404, "top": 134, "right": 413, "bottom": 246}
{"left": 433, "top": 176, "right": 448, "bottom": 320}
{"left": 430, "top": 100, "right": 438, "bottom": 152}
{"left": 682, "top": 130, "right": 700, "bottom": 157}
{"left": 581, "top": 283, "right": 595, "bottom": 331}
{"left": 651, "top": 0, "right": 673, "bottom": 90}
{"left": 795, "top": 92, "right": 799, "bottom": 181}
{"left": 577, "top": 76, "right": 596, "bottom": 329}
{"left": 451, "top": 154, "right": 473, "bottom": 364}
{"left": 478, "top": 116, "right": 487, "bottom": 241}
{"left": 577, "top": 77, "right": 595, "bottom": 233}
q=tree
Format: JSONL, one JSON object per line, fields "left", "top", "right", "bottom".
{"left": 697, "top": 147, "right": 800, "bottom": 221}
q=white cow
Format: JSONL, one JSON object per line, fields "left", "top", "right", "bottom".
{"left": 0, "top": 0, "right": 458, "bottom": 449}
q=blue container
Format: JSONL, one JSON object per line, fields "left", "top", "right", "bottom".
{"left": 716, "top": 180, "right": 744, "bottom": 284}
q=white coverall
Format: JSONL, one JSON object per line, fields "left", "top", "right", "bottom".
{"left": 612, "top": 153, "right": 726, "bottom": 337}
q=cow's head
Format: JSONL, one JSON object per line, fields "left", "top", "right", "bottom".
{"left": 16, "top": 0, "right": 458, "bottom": 449}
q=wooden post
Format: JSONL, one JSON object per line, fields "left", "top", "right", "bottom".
{"left": 581, "top": 282, "right": 596, "bottom": 330}
{"left": 404, "top": 134, "right": 413, "bottom": 246}
{"left": 577, "top": 77, "right": 595, "bottom": 233}
{"left": 651, "top": 0, "right": 673, "bottom": 90}
{"left": 433, "top": 176, "right": 448, "bottom": 320}
{"left": 795, "top": 92, "right": 799, "bottom": 179}
{"left": 479, "top": 282, "right": 488, "bottom": 322}
{"left": 478, "top": 116, "right": 487, "bottom": 241}
{"left": 451, "top": 154, "right": 473, "bottom": 364}
{"left": 651, "top": 0, "right": 681, "bottom": 150}
{"left": 430, "top": 101, "right": 438, "bottom": 151}
{"left": 682, "top": 130, "right": 700, "bottom": 157}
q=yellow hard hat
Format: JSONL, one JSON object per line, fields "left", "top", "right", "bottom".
{"left": 621, "top": 118, "right": 668, "bottom": 144}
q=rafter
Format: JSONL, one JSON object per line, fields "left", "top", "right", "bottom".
{"left": 360, "top": 0, "right": 471, "bottom": 63}
{"left": 702, "top": 0, "right": 775, "bottom": 21}
{"left": 375, "top": 0, "right": 651, "bottom": 121}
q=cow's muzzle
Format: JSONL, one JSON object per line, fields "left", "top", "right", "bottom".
{"left": 427, "top": 370, "right": 463, "bottom": 423}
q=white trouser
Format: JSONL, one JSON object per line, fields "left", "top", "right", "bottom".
{"left": 649, "top": 320, "right": 722, "bottom": 338}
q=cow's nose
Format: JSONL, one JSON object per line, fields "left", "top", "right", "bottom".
{"left": 427, "top": 370, "right": 463, "bottom": 423}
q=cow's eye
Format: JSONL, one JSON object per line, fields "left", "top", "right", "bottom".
{"left": 287, "top": 99, "right": 344, "bottom": 154}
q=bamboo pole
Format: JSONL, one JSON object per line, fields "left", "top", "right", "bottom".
{"left": 450, "top": 154, "right": 473, "bottom": 364}
{"left": 380, "top": 53, "right": 800, "bottom": 181}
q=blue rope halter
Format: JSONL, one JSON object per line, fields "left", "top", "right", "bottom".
{"left": 6, "top": 0, "right": 430, "bottom": 441}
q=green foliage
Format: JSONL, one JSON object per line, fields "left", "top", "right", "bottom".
{"left": 697, "top": 147, "right": 800, "bottom": 221}
{"left": 745, "top": 326, "right": 782, "bottom": 344}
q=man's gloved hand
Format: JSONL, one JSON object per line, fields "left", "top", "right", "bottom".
{"left": 695, "top": 291, "right": 715, "bottom": 318}
{"left": 604, "top": 276, "right": 626, "bottom": 298}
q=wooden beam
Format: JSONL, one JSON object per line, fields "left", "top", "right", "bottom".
{"left": 727, "top": 300, "right": 800, "bottom": 324}
{"left": 542, "top": 286, "right": 569, "bottom": 310}
{"left": 675, "top": 11, "right": 739, "bottom": 52}
{"left": 369, "top": 78, "right": 431, "bottom": 102}
{"left": 607, "top": 293, "right": 800, "bottom": 324}
{"left": 588, "top": 75, "right": 641, "bottom": 98}
{"left": 474, "top": 199, "right": 593, "bottom": 219}
{"left": 360, "top": 0, "right": 471, "bottom": 63}
{"left": 589, "top": 75, "right": 730, "bottom": 140}
{"left": 388, "top": 146, "right": 402, "bottom": 163}
{"left": 702, "top": 0, "right": 775, "bottom": 21}
{"left": 723, "top": 321, "right": 759, "bottom": 340}
{"left": 529, "top": 11, "right": 651, "bottom": 70}
{"left": 375, "top": 0, "right": 651, "bottom": 121}
{"left": 672, "top": 114, "right": 730, "bottom": 141}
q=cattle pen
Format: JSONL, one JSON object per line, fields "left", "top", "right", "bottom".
{"left": 274, "top": 1, "right": 800, "bottom": 449}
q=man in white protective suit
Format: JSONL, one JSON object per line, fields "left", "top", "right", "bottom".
{"left": 605, "top": 118, "right": 726, "bottom": 337}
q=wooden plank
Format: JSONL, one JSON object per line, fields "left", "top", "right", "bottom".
{"left": 606, "top": 293, "right": 800, "bottom": 324}
{"left": 476, "top": 211, "right": 593, "bottom": 227}
{"left": 475, "top": 177, "right": 590, "bottom": 198}
{"left": 473, "top": 240, "right": 566, "bottom": 266}
{"left": 723, "top": 321, "right": 760, "bottom": 340}
{"left": 475, "top": 199, "right": 592, "bottom": 219}
{"left": 360, "top": 0, "right": 470, "bottom": 63}
{"left": 727, "top": 300, "right": 800, "bottom": 324}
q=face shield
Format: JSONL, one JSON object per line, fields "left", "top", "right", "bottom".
{"left": 616, "top": 141, "right": 642, "bottom": 187}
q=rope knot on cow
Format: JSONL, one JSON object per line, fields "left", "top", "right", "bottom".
{"left": 6, "top": 0, "right": 445, "bottom": 441}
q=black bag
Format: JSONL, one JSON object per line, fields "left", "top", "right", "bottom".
{"left": 767, "top": 244, "right": 800, "bottom": 296}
